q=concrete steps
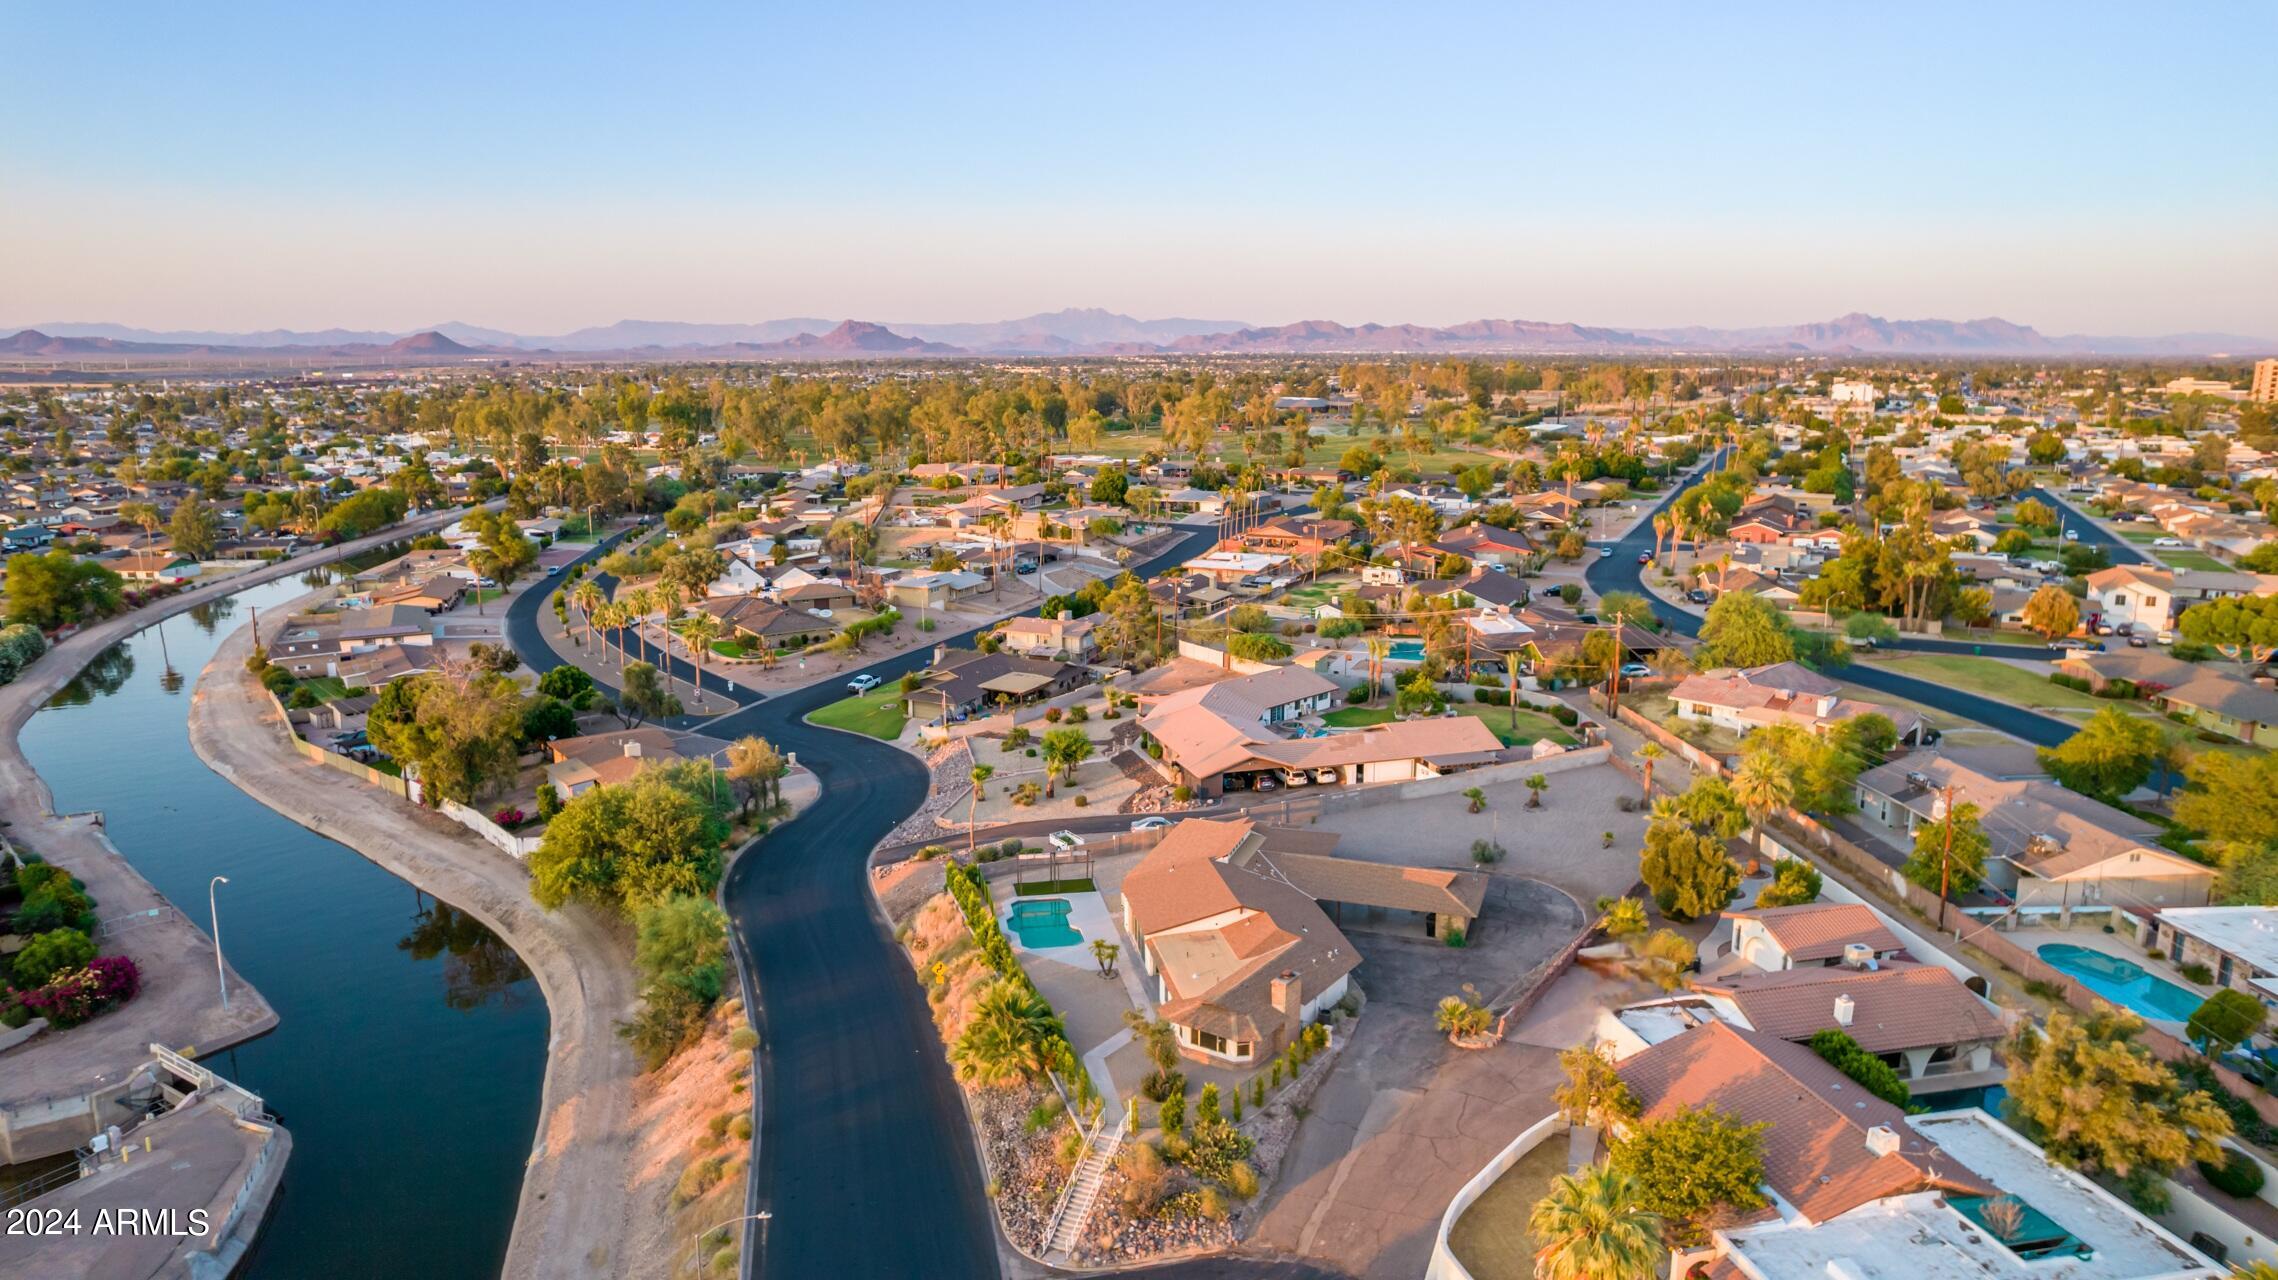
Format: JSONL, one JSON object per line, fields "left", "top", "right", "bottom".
{"left": 1043, "top": 1111, "right": 1127, "bottom": 1261}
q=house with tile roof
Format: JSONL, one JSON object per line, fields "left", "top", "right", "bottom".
{"left": 1722, "top": 903, "right": 1904, "bottom": 972}
{"left": 544, "top": 728, "right": 682, "bottom": 800}
{"left": 1119, "top": 819, "right": 1486, "bottom": 1063}
{"left": 2153, "top": 668, "right": 2278, "bottom": 747}
{"left": 1137, "top": 665, "right": 1501, "bottom": 796}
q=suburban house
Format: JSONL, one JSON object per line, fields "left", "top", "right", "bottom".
{"left": 904, "top": 647, "right": 1085, "bottom": 722}
{"left": 1430, "top": 522, "right": 1537, "bottom": 570}
{"left": 1721, "top": 903, "right": 1904, "bottom": 972}
{"left": 544, "top": 728, "right": 682, "bottom": 800}
{"left": 110, "top": 552, "right": 199, "bottom": 583}
{"left": 1237, "top": 515, "right": 1356, "bottom": 564}
{"left": 1118, "top": 819, "right": 1487, "bottom": 1063}
{"left": 693, "top": 595, "right": 835, "bottom": 651}
{"left": 2086, "top": 563, "right": 2278, "bottom": 632}
{"left": 2154, "top": 669, "right": 2278, "bottom": 747}
{"left": 1854, "top": 746, "right": 2214, "bottom": 917}
{"left": 2138, "top": 906, "right": 2278, "bottom": 1008}
{"left": 1135, "top": 663, "right": 1501, "bottom": 796}
{"left": 996, "top": 612, "right": 1100, "bottom": 661}
{"left": 1669, "top": 662, "right": 1925, "bottom": 744}
{"left": 1606, "top": 1020, "right": 2217, "bottom": 1280}
{"left": 884, "top": 569, "right": 988, "bottom": 611}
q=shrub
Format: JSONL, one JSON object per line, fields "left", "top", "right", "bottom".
{"left": 1067, "top": 704, "right": 1088, "bottom": 723}
{"left": 730, "top": 1114, "right": 753, "bottom": 1141}
{"left": 1073, "top": 794, "right": 1088, "bottom": 808}
{"left": 12, "top": 927, "right": 95, "bottom": 988}
{"left": 2181, "top": 962, "right": 2215, "bottom": 985}
{"left": 1226, "top": 1160, "right": 1259, "bottom": 1199}
{"left": 1344, "top": 684, "right": 1369, "bottom": 705}
{"left": 1470, "top": 839, "right": 1505, "bottom": 865}
{"left": 1141, "top": 1068, "right": 1186, "bottom": 1102}
{"left": 729, "top": 1025, "right": 759, "bottom": 1052}
{"left": 1011, "top": 782, "right": 1042, "bottom": 807}
{"left": 2023, "top": 978, "right": 2067, "bottom": 1001}
{"left": 1808, "top": 1028, "right": 1912, "bottom": 1109}
{"left": 1044, "top": 707, "right": 1063, "bottom": 723}
{"left": 1171, "top": 784, "right": 1193, "bottom": 802}
{"left": 2199, "top": 1149, "right": 2265, "bottom": 1198}
{"left": 674, "top": 1156, "right": 727, "bottom": 1205}
{"left": 1158, "top": 1091, "right": 1186, "bottom": 1134}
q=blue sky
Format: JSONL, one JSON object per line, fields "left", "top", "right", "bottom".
{"left": 6, "top": 1, "right": 2274, "bottom": 336}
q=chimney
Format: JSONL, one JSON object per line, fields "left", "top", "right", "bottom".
{"left": 932, "top": 644, "right": 948, "bottom": 667}
{"left": 1863, "top": 1124, "right": 1900, "bottom": 1158}
{"left": 1834, "top": 993, "right": 1855, "bottom": 1027}
{"left": 1816, "top": 693, "right": 1838, "bottom": 718}
{"left": 1059, "top": 609, "right": 1073, "bottom": 622}
{"left": 1270, "top": 970, "right": 1301, "bottom": 1016}
{"left": 622, "top": 740, "right": 642, "bottom": 758}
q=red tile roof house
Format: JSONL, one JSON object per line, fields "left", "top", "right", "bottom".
{"left": 1118, "top": 819, "right": 1485, "bottom": 1064}
{"left": 1606, "top": 1020, "right": 2219, "bottom": 1280}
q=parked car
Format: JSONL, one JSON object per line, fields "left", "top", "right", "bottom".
{"left": 2055, "top": 637, "right": 2099, "bottom": 651}
{"left": 2031, "top": 559, "right": 2064, "bottom": 574}
{"left": 1311, "top": 767, "right": 1339, "bottom": 784}
{"left": 1047, "top": 829, "right": 1086, "bottom": 851}
{"left": 1253, "top": 774, "right": 1280, "bottom": 792}
{"left": 2157, "top": 630, "right": 2175, "bottom": 645}
{"left": 1129, "top": 816, "right": 1173, "bottom": 832}
{"left": 1685, "top": 588, "right": 1710, "bottom": 604}
{"left": 2064, "top": 530, "right": 2080, "bottom": 542}
{"left": 2153, "top": 537, "right": 2185, "bottom": 549}
{"left": 846, "top": 673, "right": 882, "bottom": 694}
{"left": 1619, "top": 662, "right": 1652, "bottom": 678}
{"left": 1280, "top": 768, "right": 1313, "bottom": 787}
{"left": 2128, "top": 635, "right": 2149, "bottom": 648}
{"left": 1637, "top": 551, "right": 1653, "bottom": 564}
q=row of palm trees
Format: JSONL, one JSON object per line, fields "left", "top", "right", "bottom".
{"left": 565, "top": 578, "right": 730, "bottom": 710}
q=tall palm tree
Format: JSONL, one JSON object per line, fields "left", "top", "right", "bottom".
{"left": 1528, "top": 1165, "right": 1661, "bottom": 1280}
{"left": 967, "top": 764, "right": 994, "bottom": 854}
{"left": 682, "top": 610, "right": 723, "bottom": 710}
{"left": 1731, "top": 753, "right": 1795, "bottom": 862}
{"left": 1365, "top": 636, "right": 1391, "bottom": 707}
{"left": 1636, "top": 742, "right": 1664, "bottom": 800}
{"left": 626, "top": 587, "right": 657, "bottom": 667}
{"left": 1502, "top": 650, "right": 1523, "bottom": 737}
{"left": 571, "top": 580, "right": 604, "bottom": 649}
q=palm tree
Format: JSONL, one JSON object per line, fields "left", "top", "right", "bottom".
{"left": 1040, "top": 726, "right": 1093, "bottom": 799}
{"left": 1636, "top": 742, "right": 1664, "bottom": 800}
{"left": 681, "top": 610, "right": 722, "bottom": 710}
{"left": 967, "top": 764, "right": 995, "bottom": 854}
{"left": 625, "top": 587, "right": 657, "bottom": 667}
{"left": 1528, "top": 1165, "right": 1661, "bottom": 1280}
{"left": 1525, "top": 773, "right": 1549, "bottom": 809}
{"left": 1365, "top": 636, "right": 1391, "bottom": 706}
{"left": 1501, "top": 651, "right": 1523, "bottom": 736}
{"left": 951, "top": 978, "right": 1056, "bottom": 1086}
{"left": 571, "top": 580, "right": 604, "bottom": 649}
{"left": 1731, "top": 753, "right": 1795, "bottom": 863}
{"left": 1090, "top": 939, "right": 1120, "bottom": 978}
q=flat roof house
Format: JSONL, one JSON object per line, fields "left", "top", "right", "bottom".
{"left": 905, "top": 647, "right": 1085, "bottom": 722}
{"left": 2141, "top": 906, "right": 2278, "bottom": 1009}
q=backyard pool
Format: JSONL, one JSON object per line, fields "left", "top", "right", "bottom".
{"left": 1387, "top": 640, "right": 1427, "bottom": 662}
{"left": 1006, "top": 898, "right": 1083, "bottom": 948}
{"left": 2037, "top": 943, "right": 2203, "bottom": 1022}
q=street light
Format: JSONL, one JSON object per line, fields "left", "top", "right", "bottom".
{"left": 208, "top": 876, "right": 231, "bottom": 1011}
{"left": 692, "top": 1210, "right": 770, "bottom": 1273}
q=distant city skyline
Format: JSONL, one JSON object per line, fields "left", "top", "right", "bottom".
{"left": 5, "top": 2, "right": 2274, "bottom": 336}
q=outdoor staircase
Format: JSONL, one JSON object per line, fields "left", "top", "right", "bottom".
{"left": 1043, "top": 1110, "right": 1128, "bottom": 1260}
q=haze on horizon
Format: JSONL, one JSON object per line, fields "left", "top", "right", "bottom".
{"left": 5, "top": 1, "right": 2274, "bottom": 340}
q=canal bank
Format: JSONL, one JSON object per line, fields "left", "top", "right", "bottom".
{"left": 18, "top": 577, "right": 546, "bottom": 1280}
{"left": 187, "top": 597, "right": 651, "bottom": 1280}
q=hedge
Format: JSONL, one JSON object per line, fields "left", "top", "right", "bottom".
{"left": 943, "top": 863, "right": 1097, "bottom": 1108}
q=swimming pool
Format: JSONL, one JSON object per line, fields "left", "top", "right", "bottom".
{"left": 1387, "top": 640, "right": 1427, "bottom": 662}
{"left": 2037, "top": 943, "right": 2203, "bottom": 1022}
{"left": 1006, "top": 898, "right": 1083, "bottom": 948}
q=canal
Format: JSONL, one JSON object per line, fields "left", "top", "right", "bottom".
{"left": 18, "top": 575, "right": 546, "bottom": 1280}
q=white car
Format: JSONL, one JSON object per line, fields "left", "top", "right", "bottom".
{"left": 2152, "top": 537, "right": 2185, "bottom": 549}
{"left": 1280, "top": 768, "right": 1313, "bottom": 787}
{"left": 1129, "top": 816, "right": 1173, "bottom": 832}
{"left": 846, "top": 673, "right": 882, "bottom": 694}
{"left": 1048, "top": 830, "right": 1086, "bottom": 851}
{"left": 1311, "top": 767, "right": 1338, "bottom": 784}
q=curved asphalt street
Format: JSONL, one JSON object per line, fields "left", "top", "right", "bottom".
{"left": 506, "top": 523, "right": 1341, "bottom": 1280}
{"left": 1582, "top": 459, "right": 2095, "bottom": 749}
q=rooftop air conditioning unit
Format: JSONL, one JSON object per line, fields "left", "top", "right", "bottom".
{"left": 1842, "top": 942, "right": 1876, "bottom": 970}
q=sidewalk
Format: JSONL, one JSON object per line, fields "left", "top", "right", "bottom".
{"left": 188, "top": 605, "right": 648, "bottom": 1280}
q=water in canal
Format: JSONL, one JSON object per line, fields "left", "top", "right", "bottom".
{"left": 18, "top": 577, "right": 547, "bottom": 1280}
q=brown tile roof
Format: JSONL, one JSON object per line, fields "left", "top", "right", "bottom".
{"left": 1615, "top": 1020, "right": 1992, "bottom": 1223}
{"left": 1725, "top": 903, "right": 1902, "bottom": 964}
{"left": 1695, "top": 961, "right": 2008, "bottom": 1055}
{"left": 1259, "top": 849, "right": 1488, "bottom": 920}
{"left": 1119, "top": 818, "right": 1259, "bottom": 937}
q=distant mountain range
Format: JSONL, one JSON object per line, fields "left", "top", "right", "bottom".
{"left": 7, "top": 309, "right": 2271, "bottom": 362}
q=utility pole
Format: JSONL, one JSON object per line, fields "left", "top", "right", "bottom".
{"left": 1938, "top": 782, "right": 1957, "bottom": 932}
{"left": 1604, "top": 611, "right": 1626, "bottom": 714}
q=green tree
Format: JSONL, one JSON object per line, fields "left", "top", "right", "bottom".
{"left": 1226, "top": 631, "right": 1292, "bottom": 662}
{"left": 1528, "top": 1165, "right": 1662, "bottom": 1280}
{"left": 1730, "top": 753, "right": 1795, "bottom": 861}
{"left": 529, "top": 762, "right": 729, "bottom": 914}
{"left": 1754, "top": 858, "right": 1822, "bottom": 908}
{"left": 2173, "top": 753, "right": 2278, "bottom": 902}
{"left": 2021, "top": 584, "right": 2081, "bottom": 642}
{"left": 617, "top": 661, "right": 682, "bottom": 725}
{"left": 1901, "top": 800, "right": 1991, "bottom": 900}
{"left": 1039, "top": 725, "right": 1094, "bottom": 798}
{"left": 632, "top": 894, "right": 728, "bottom": 987}
{"left": 1697, "top": 591, "right": 1794, "bottom": 668}
{"left": 1639, "top": 777, "right": 1746, "bottom": 920}
{"left": 2003, "top": 1008, "right": 2231, "bottom": 1209}
{"left": 366, "top": 668, "right": 525, "bottom": 804}
{"left": 2038, "top": 706, "right": 2164, "bottom": 803}
{"left": 723, "top": 735, "right": 787, "bottom": 818}
{"left": 167, "top": 500, "right": 221, "bottom": 560}
{"left": 4, "top": 549, "right": 124, "bottom": 628}
{"left": 2187, "top": 988, "right": 2268, "bottom": 1056}
{"left": 1553, "top": 1044, "right": 1640, "bottom": 1127}
{"left": 2178, "top": 595, "right": 2278, "bottom": 662}
{"left": 1609, "top": 1106, "right": 1768, "bottom": 1243}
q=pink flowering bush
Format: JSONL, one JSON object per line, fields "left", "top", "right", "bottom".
{"left": 17, "top": 954, "right": 141, "bottom": 1029}
{"left": 493, "top": 807, "right": 528, "bottom": 829}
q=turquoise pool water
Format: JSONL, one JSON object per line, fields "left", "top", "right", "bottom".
{"left": 1387, "top": 640, "right": 1427, "bottom": 661}
{"left": 1006, "top": 899, "right": 1082, "bottom": 948}
{"left": 2038, "top": 943, "right": 2203, "bottom": 1022}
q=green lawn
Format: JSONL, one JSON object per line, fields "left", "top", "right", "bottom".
{"left": 296, "top": 676, "right": 350, "bottom": 702}
{"left": 1323, "top": 702, "right": 1577, "bottom": 747}
{"left": 2116, "top": 528, "right": 2164, "bottom": 544}
{"left": 807, "top": 691, "right": 909, "bottom": 740}
{"left": 1863, "top": 654, "right": 2104, "bottom": 712}
{"left": 2159, "top": 549, "right": 2230, "bottom": 573}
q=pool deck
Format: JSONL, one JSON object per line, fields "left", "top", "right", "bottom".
{"left": 1001, "top": 888, "right": 1114, "bottom": 959}
{"left": 2029, "top": 927, "right": 2217, "bottom": 1028}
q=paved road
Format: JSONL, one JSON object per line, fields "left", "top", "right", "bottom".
{"left": 1581, "top": 456, "right": 2079, "bottom": 747}
{"left": 506, "top": 520, "right": 1337, "bottom": 1279}
{"left": 2022, "top": 485, "right": 2150, "bottom": 566}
